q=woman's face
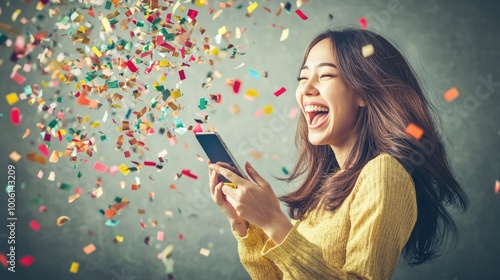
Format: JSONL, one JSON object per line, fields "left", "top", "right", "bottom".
{"left": 295, "top": 38, "right": 365, "bottom": 146}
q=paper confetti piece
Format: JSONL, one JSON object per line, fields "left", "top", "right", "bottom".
{"left": 280, "top": 28, "right": 289, "bottom": 41}
{"left": 218, "top": 26, "right": 227, "bottom": 35}
{"left": 187, "top": 9, "right": 198, "bottom": 19}
{"left": 10, "top": 72, "right": 26, "bottom": 85}
{"left": 443, "top": 87, "right": 459, "bottom": 102}
{"left": 359, "top": 17, "right": 367, "bottom": 29}
{"left": 22, "top": 128, "right": 30, "bottom": 138}
{"left": 213, "top": 9, "right": 223, "bottom": 20}
{"left": 157, "top": 231, "right": 164, "bottom": 241}
{"left": 199, "top": 248, "right": 210, "bottom": 256}
{"left": 361, "top": 44, "right": 374, "bottom": 58}
{"left": 245, "top": 88, "right": 259, "bottom": 98}
{"left": 101, "top": 17, "right": 112, "bottom": 33}
{"left": 236, "top": 27, "right": 241, "bottom": 39}
{"left": 274, "top": 87, "right": 286, "bottom": 97}
{"left": 91, "top": 46, "right": 102, "bottom": 57}
{"left": 10, "top": 107, "right": 21, "bottom": 125}
{"left": 495, "top": 180, "right": 500, "bottom": 194}
{"left": 6, "top": 92, "right": 19, "bottom": 105}
{"left": 233, "top": 80, "right": 241, "bottom": 93}
{"left": 47, "top": 171, "right": 55, "bottom": 181}
{"left": 263, "top": 105, "right": 273, "bottom": 115}
{"left": 83, "top": 244, "right": 96, "bottom": 255}
{"left": 179, "top": 69, "right": 186, "bottom": 81}
{"left": 181, "top": 169, "right": 198, "bottom": 179}
{"left": 30, "top": 220, "right": 41, "bottom": 232}
{"left": 247, "top": 69, "right": 260, "bottom": 79}
{"left": 93, "top": 162, "right": 108, "bottom": 173}
{"left": 19, "top": 255, "right": 34, "bottom": 267}
{"left": 405, "top": 123, "right": 424, "bottom": 140}
{"left": 70, "top": 262, "right": 79, "bottom": 273}
{"left": 247, "top": 2, "right": 258, "bottom": 13}
{"left": 295, "top": 9, "right": 308, "bottom": 20}
{"left": 114, "top": 235, "right": 124, "bottom": 243}
{"left": 57, "top": 216, "right": 70, "bottom": 226}
{"left": 119, "top": 164, "right": 130, "bottom": 175}
{"left": 9, "top": 151, "right": 22, "bottom": 162}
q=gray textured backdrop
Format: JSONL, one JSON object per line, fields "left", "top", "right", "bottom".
{"left": 0, "top": 0, "right": 499, "bottom": 279}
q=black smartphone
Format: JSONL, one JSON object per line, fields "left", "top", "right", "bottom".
{"left": 195, "top": 131, "right": 248, "bottom": 183}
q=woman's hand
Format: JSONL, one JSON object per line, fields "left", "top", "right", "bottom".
{"left": 209, "top": 161, "right": 293, "bottom": 244}
{"left": 207, "top": 160, "right": 246, "bottom": 225}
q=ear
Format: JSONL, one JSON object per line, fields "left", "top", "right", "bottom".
{"left": 358, "top": 97, "right": 367, "bottom": 108}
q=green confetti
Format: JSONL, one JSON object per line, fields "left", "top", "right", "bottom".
{"left": 59, "top": 183, "right": 72, "bottom": 191}
{"left": 282, "top": 167, "right": 289, "bottom": 175}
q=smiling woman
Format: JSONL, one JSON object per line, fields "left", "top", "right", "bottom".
{"left": 207, "top": 27, "right": 469, "bottom": 280}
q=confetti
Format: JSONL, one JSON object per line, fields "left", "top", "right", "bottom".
{"left": 57, "top": 216, "right": 70, "bottom": 226}
{"left": 93, "top": 162, "right": 108, "bottom": 173}
{"left": 274, "top": 87, "right": 286, "bottom": 97}
{"left": 361, "top": 44, "right": 374, "bottom": 58}
{"left": 19, "top": 255, "right": 34, "bottom": 267}
{"left": 10, "top": 107, "right": 21, "bottom": 125}
{"left": 295, "top": 9, "right": 308, "bottom": 20}
{"left": 495, "top": 180, "right": 500, "bottom": 195}
{"left": 280, "top": 28, "right": 290, "bottom": 42}
{"left": 114, "top": 235, "right": 124, "bottom": 243}
{"left": 359, "top": 17, "right": 367, "bottom": 29}
{"left": 443, "top": 87, "right": 459, "bottom": 102}
{"left": 30, "top": 220, "right": 41, "bottom": 232}
{"left": 69, "top": 262, "right": 79, "bottom": 273}
{"left": 218, "top": 26, "right": 227, "bottom": 35}
{"left": 199, "top": 248, "right": 210, "bottom": 256}
{"left": 9, "top": 151, "right": 22, "bottom": 162}
{"left": 5, "top": 92, "right": 19, "bottom": 105}
{"left": 247, "top": 2, "right": 258, "bottom": 14}
{"left": 405, "top": 123, "right": 424, "bottom": 140}
{"left": 157, "top": 231, "right": 164, "bottom": 241}
{"left": 22, "top": 128, "right": 30, "bottom": 138}
{"left": 83, "top": 244, "right": 96, "bottom": 255}
{"left": 263, "top": 105, "right": 273, "bottom": 115}
{"left": 233, "top": 79, "right": 242, "bottom": 93}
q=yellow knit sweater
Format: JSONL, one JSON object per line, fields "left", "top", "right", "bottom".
{"left": 231, "top": 153, "right": 418, "bottom": 280}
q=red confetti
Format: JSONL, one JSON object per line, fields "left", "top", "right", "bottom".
{"left": 193, "top": 123, "right": 203, "bottom": 134}
{"left": 179, "top": 69, "right": 186, "bottom": 81}
{"left": 274, "top": 87, "right": 286, "bottom": 97}
{"left": 144, "top": 161, "right": 156, "bottom": 166}
{"left": 10, "top": 72, "right": 26, "bottom": 85}
{"left": 295, "top": 9, "right": 308, "bottom": 20}
{"left": 124, "top": 151, "right": 131, "bottom": 158}
{"left": 181, "top": 169, "right": 198, "bottom": 180}
{"left": 10, "top": 107, "right": 21, "bottom": 125}
{"left": 38, "top": 143, "right": 49, "bottom": 157}
{"left": 187, "top": 9, "right": 198, "bottom": 20}
{"left": 495, "top": 180, "right": 500, "bottom": 194}
{"left": 359, "top": 17, "right": 367, "bottom": 29}
{"left": 233, "top": 80, "right": 241, "bottom": 93}
{"left": 178, "top": 233, "right": 184, "bottom": 240}
{"left": 19, "top": 255, "right": 34, "bottom": 267}
{"left": 126, "top": 60, "right": 138, "bottom": 72}
{"left": 30, "top": 220, "right": 41, "bottom": 232}
{"left": 0, "top": 253, "right": 7, "bottom": 268}
{"left": 215, "top": 93, "right": 222, "bottom": 103}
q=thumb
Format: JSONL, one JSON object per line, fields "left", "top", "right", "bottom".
{"left": 245, "top": 162, "right": 268, "bottom": 188}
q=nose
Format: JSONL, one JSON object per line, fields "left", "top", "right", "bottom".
{"left": 300, "top": 80, "right": 319, "bottom": 96}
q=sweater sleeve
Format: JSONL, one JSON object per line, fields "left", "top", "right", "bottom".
{"left": 230, "top": 222, "right": 283, "bottom": 279}
{"left": 259, "top": 155, "right": 418, "bottom": 280}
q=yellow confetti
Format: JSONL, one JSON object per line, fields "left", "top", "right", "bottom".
{"left": 263, "top": 105, "right": 273, "bottom": 115}
{"left": 159, "top": 60, "right": 170, "bottom": 67}
{"left": 245, "top": 88, "right": 259, "bottom": 98}
{"left": 247, "top": 2, "right": 258, "bottom": 13}
{"left": 361, "top": 44, "right": 374, "bottom": 58}
{"left": 280, "top": 28, "right": 289, "bottom": 42}
{"left": 171, "top": 89, "right": 181, "bottom": 99}
{"left": 172, "top": 0, "right": 180, "bottom": 13}
{"left": 90, "top": 122, "right": 100, "bottom": 128}
{"left": 69, "top": 262, "right": 79, "bottom": 273}
{"left": 101, "top": 17, "right": 112, "bottom": 33}
{"left": 91, "top": 46, "right": 102, "bottom": 57}
{"left": 119, "top": 164, "right": 130, "bottom": 175}
{"left": 6, "top": 93, "right": 19, "bottom": 105}
{"left": 195, "top": 0, "right": 206, "bottom": 5}
{"left": 11, "top": 9, "right": 21, "bottom": 22}
{"left": 218, "top": 26, "right": 227, "bottom": 35}
{"left": 235, "top": 27, "right": 241, "bottom": 39}
{"left": 115, "top": 235, "right": 124, "bottom": 243}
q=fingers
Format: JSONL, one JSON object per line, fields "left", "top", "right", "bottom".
{"left": 217, "top": 162, "right": 243, "bottom": 177}
{"left": 212, "top": 182, "right": 224, "bottom": 204}
{"left": 244, "top": 162, "right": 269, "bottom": 188}
{"left": 209, "top": 163, "right": 246, "bottom": 185}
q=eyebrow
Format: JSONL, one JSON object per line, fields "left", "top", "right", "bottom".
{"left": 300, "top": 62, "right": 337, "bottom": 70}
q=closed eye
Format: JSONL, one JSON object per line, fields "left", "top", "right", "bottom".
{"left": 297, "top": 76, "right": 307, "bottom": 81}
{"left": 320, "top": 74, "right": 335, "bottom": 78}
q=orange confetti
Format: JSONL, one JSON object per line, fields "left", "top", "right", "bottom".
{"left": 405, "top": 123, "right": 424, "bottom": 140}
{"left": 495, "top": 180, "right": 500, "bottom": 195}
{"left": 443, "top": 87, "right": 459, "bottom": 102}
{"left": 83, "top": 244, "right": 96, "bottom": 255}
{"left": 105, "top": 209, "right": 116, "bottom": 218}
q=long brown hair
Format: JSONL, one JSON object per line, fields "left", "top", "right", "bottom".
{"left": 274, "top": 27, "right": 469, "bottom": 266}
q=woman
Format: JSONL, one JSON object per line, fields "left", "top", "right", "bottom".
{"left": 208, "top": 27, "right": 469, "bottom": 280}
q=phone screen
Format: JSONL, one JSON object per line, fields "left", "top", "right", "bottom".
{"left": 195, "top": 133, "right": 242, "bottom": 183}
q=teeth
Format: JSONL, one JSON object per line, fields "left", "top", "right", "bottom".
{"left": 304, "top": 105, "right": 329, "bottom": 113}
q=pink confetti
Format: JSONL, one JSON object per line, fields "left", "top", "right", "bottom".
{"left": 179, "top": 69, "right": 186, "bottom": 81}
{"left": 93, "top": 162, "right": 108, "bottom": 173}
{"left": 10, "top": 107, "right": 21, "bottom": 125}
{"left": 108, "top": 165, "right": 119, "bottom": 176}
{"left": 19, "top": 255, "right": 34, "bottom": 267}
{"left": 37, "top": 170, "right": 43, "bottom": 178}
{"left": 274, "top": 87, "right": 286, "bottom": 97}
{"left": 140, "top": 219, "right": 146, "bottom": 229}
{"left": 57, "top": 131, "right": 63, "bottom": 141}
{"left": 495, "top": 180, "right": 500, "bottom": 194}
{"left": 359, "top": 17, "right": 367, "bottom": 29}
{"left": 10, "top": 72, "right": 26, "bottom": 85}
{"left": 56, "top": 111, "right": 65, "bottom": 119}
{"left": 144, "top": 161, "right": 156, "bottom": 166}
{"left": 181, "top": 169, "right": 198, "bottom": 180}
{"left": 233, "top": 80, "right": 241, "bottom": 93}
{"left": 126, "top": 60, "right": 138, "bottom": 72}
{"left": 187, "top": 9, "right": 198, "bottom": 20}
{"left": 157, "top": 231, "right": 164, "bottom": 241}
{"left": 38, "top": 143, "right": 49, "bottom": 157}
{"left": 43, "top": 133, "right": 51, "bottom": 142}
{"left": 169, "top": 136, "right": 178, "bottom": 146}
{"left": 254, "top": 108, "right": 264, "bottom": 118}
{"left": 193, "top": 123, "right": 203, "bottom": 134}
{"left": 75, "top": 187, "right": 82, "bottom": 194}
{"left": 178, "top": 233, "right": 184, "bottom": 240}
{"left": 289, "top": 107, "right": 299, "bottom": 119}
{"left": 295, "top": 9, "right": 308, "bottom": 20}
{"left": 124, "top": 151, "right": 131, "bottom": 158}
{"left": 30, "top": 220, "right": 41, "bottom": 232}
{"left": 39, "top": 206, "right": 47, "bottom": 212}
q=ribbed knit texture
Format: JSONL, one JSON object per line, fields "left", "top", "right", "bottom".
{"left": 231, "top": 153, "right": 418, "bottom": 280}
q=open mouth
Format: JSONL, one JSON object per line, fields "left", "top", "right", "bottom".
{"left": 304, "top": 105, "right": 330, "bottom": 126}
